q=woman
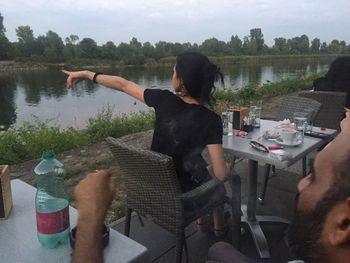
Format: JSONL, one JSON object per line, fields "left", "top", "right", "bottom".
{"left": 62, "top": 52, "right": 230, "bottom": 236}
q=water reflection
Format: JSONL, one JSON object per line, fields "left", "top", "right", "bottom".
{"left": 0, "top": 58, "right": 331, "bottom": 129}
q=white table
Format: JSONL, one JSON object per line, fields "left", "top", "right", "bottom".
{"left": 0, "top": 179, "right": 149, "bottom": 263}
{"left": 223, "top": 120, "right": 337, "bottom": 259}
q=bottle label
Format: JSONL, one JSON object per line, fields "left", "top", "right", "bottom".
{"left": 36, "top": 206, "right": 70, "bottom": 235}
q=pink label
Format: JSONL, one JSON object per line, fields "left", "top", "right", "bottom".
{"left": 36, "top": 206, "right": 70, "bottom": 234}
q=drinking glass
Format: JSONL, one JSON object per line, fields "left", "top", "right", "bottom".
{"left": 249, "top": 101, "right": 262, "bottom": 128}
{"left": 303, "top": 108, "right": 315, "bottom": 132}
{"left": 293, "top": 112, "right": 308, "bottom": 142}
{"left": 222, "top": 112, "right": 233, "bottom": 135}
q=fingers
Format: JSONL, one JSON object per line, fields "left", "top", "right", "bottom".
{"left": 94, "top": 169, "right": 110, "bottom": 177}
{"left": 61, "top": 69, "right": 70, "bottom": 75}
{"left": 61, "top": 69, "right": 75, "bottom": 89}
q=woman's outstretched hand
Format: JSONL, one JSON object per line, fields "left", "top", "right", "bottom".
{"left": 61, "top": 70, "right": 87, "bottom": 89}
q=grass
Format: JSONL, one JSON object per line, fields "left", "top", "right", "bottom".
{"left": 0, "top": 108, "right": 154, "bottom": 164}
{"left": 213, "top": 70, "right": 325, "bottom": 109}
{"left": 86, "top": 106, "right": 155, "bottom": 142}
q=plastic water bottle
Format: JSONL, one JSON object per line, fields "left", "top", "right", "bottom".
{"left": 35, "top": 150, "right": 70, "bottom": 249}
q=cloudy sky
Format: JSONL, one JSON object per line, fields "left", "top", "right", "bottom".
{"left": 1, "top": 0, "right": 350, "bottom": 46}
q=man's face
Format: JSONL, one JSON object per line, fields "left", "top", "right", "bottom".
{"left": 288, "top": 140, "right": 336, "bottom": 262}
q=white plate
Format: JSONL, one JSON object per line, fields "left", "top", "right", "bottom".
{"left": 274, "top": 138, "right": 303, "bottom": 147}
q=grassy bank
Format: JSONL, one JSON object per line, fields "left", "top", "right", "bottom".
{"left": 0, "top": 109, "right": 155, "bottom": 164}
{"left": 214, "top": 71, "right": 325, "bottom": 108}
{"left": 0, "top": 71, "right": 324, "bottom": 164}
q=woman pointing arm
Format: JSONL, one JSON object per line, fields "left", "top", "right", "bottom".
{"left": 62, "top": 70, "right": 145, "bottom": 102}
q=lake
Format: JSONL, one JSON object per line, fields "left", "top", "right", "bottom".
{"left": 0, "top": 57, "right": 332, "bottom": 130}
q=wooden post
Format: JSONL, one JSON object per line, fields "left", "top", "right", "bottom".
{"left": 0, "top": 165, "right": 13, "bottom": 219}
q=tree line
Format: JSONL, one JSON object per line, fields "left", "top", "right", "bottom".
{"left": 0, "top": 12, "right": 349, "bottom": 65}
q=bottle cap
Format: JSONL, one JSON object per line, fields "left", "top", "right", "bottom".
{"left": 42, "top": 150, "right": 55, "bottom": 159}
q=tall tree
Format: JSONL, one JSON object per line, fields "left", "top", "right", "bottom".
{"left": 64, "top": 34, "right": 79, "bottom": 59}
{"left": 242, "top": 36, "right": 250, "bottom": 55}
{"left": 142, "top": 41, "right": 155, "bottom": 59}
{"left": 154, "top": 41, "right": 172, "bottom": 59}
{"left": 0, "top": 12, "right": 11, "bottom": 59}
{"left": 42, "top": 30, "right": 64, "bottom": 61}
{"left": 273, "top": 37, "right": 288, "bottom": 53}
{"left": 288, "top": 35, "right": 309, "bottom": 53}
{"left": 298, "top": 34, "right": 310, "bottom": 53}
{"left": 229, "top": 35, "right": 242, "bottom": 55}
{"left": 339, "top": 40, "right": 347, "bottom": 53}
{"left": 100, "top": 41, "right": 117, "bottom": 60}
{"left": 15, "top": 25, "right": 36, "bottom": 57}
{"left": 311, "top": 38, "right": 320, "bottom": 53}
{"left": 249, "top": 28, "right": 264, "bottom": 53}
{"left": 78, "top": 38, "right": 99, "bottom": 58}
{"left": 200, "top": 37, "right": 228, "bottom": 56}
{"left": 129, "top": 37, "right": 142, "bottom": 49}
{"left": 320, "top": 42, "right": 328, "bottom": 53}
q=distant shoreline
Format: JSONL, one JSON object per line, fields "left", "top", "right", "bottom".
{"left": 0, "top": 54, "right": 340, "bottom": 72}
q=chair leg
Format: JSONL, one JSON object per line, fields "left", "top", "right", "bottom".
{"left": 183, "top": 233, "right": 189, "bottom": 263}
{"left": 175, "top": 232, "right": 185, "bottom": 263}
{"left": 124, "top": 207, "right": 132, "bottom": 237}
{"left": 258, "top": 164, "right": 271, "bottom": 205}
{"left": 230, "top": 172, "right": 242, "bottom": 248}
{"left": 302, "top": 156, "right": 307, "bottom": 177}
{"left": 137, "top": 214, "right": 144, "bottom": 227}
{"left": 271, "top": 165, "right": 276, "bottom": 176}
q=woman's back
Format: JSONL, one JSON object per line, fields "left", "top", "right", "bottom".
{"left": 144, "top": 89, "right": 222, "bottom": 192}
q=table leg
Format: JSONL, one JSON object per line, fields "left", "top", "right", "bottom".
{"left": 244, "top": 160, "right": 290, "bottom": 259}
{"left": 247, "top": 160, "right": 258, "bottom": 221}
{"left": 302, "top": 156, "right": 307, "bottom": 177}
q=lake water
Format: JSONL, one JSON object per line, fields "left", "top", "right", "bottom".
{"left": 0, "top": 58, "right": 331, "bottom": 130}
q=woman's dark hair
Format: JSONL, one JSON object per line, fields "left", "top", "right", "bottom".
{"left": 313, "top": 56, "right": 350, "bottom": 107}
{"left": 325, "top": 56, "right": 350, "bottom": 85}
{"left": 175, "top": 52, "right": 224, "bottom": 105}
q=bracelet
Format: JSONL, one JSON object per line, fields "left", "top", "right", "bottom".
{"left": 92, "top": 72, "right": 103, "bottom": 83}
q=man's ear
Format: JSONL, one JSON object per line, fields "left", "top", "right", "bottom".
{"left": 329, "top": 198, "right": 350, "bottom": 246}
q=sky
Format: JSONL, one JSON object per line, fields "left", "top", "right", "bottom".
{"left": 1, "top": 0, "right": 350, "bottom": 46}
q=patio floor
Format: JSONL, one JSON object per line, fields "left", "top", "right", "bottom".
{"left": 110, "top": 153, "right": 315, "bottom": 263}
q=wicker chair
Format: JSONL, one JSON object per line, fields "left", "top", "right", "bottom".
{"left": 298, "top": 91, "right": 347, "bottom": 130}
{"left": 106, "top": 137, "right": 242, "bottom": 263}
{"left": 258, "top": 96, "right": 322, "bottom": 205}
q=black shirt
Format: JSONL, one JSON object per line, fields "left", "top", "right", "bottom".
{"left": 144, "top": 89, "right": 222, "bottom": 192}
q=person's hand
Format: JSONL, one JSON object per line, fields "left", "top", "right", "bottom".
{"left": 61, "top": 70, "right": 87, "bottom": 89}
{"left": 340, "top": 111, "right": 350, "bottom": 131}
{"left": 75, "top": 170, "right": 116, "bottom": 223}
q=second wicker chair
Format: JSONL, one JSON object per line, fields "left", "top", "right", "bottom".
{"left": 298, "top": 91, "right": 347, "bottom": 130}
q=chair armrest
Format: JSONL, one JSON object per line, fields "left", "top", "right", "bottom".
{"left": 179, "top": 170, "right": 239, "bottom": 201}
{"left": 179, "top": 178, "right": 223, "bottom": 201}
